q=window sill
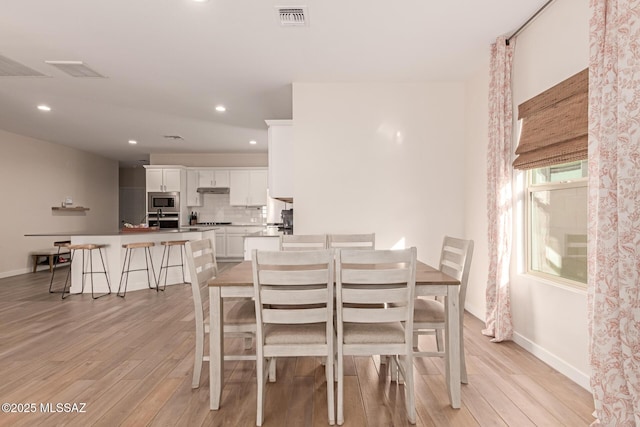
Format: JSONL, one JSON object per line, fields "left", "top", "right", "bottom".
{"left": 518, "top": 272, "right": 588, "bottom": 295}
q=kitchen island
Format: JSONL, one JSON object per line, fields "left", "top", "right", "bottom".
{"left": 25, "top": 228, "right": 219, "bottom": 294}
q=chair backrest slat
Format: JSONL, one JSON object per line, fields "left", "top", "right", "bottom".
{"left": 185, "top": 239, "right": 218, "bottom": 327}
{"left": 336, "top": 247, "right": 417, "bottom": 339}
{"left": 279, "top": 234, "right": 328, "bottom": 251}
{"left": 439, "top": 236, "right": 474, "bottom": 318}
{"left": 253, "top": 249, "right": 334, "bottom": 330}
{"left": 327, "top": 233, "right": 375, "bottom": 250}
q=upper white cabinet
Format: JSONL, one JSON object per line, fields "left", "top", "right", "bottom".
{"left": 266, "top": 119, "right": 293, "bottom": 203}
{"left": 145, "top": 167, "right": 183, "bottom": 192}
{"left": 229, "top": 169, "right": 268, "bottom": 206}
{"left": 198, "top": 169, "right": 230, "bottom": 187}
{"left": 185, "top": 169, "right": 201, "bottom": 207}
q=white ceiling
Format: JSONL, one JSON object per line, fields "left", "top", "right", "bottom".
{"left": 0, "top": 0, "right": 546, "bottom": 167}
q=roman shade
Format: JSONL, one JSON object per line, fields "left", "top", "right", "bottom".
{"left": 513, "top": 68, "right": 588, "bottom": 169}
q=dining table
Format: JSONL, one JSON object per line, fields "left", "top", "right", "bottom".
{"left": 207, "top": 259, "right": 462, "bottom": 411}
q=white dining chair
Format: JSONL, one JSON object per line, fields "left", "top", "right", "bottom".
{"left": 252, "top": 249, "right": 335, "bottom": 426}
{"left": 335, "top": 248, "right": 417, "bottom": 425}
{"left": 279, "top": 234, "right": 327, "bottom": 251}
{"left": 412, "top": 236, "right": 474, "bottom": 383}
{"left": 185, "top": 239, "right": 256, "bottom": 389}
{"left": 327, "top": 233, "right": 375, "bottom": 250}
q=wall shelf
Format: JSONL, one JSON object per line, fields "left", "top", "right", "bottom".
{"left": 52, "top": 206, "right": 90, "bottom": 211}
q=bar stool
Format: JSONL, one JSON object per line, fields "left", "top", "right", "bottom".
{"left": 62, "top": 244, "right": 111, "bottom": 300}
{"left": 117, "top": 242, "right": 157, "bottom": 298}
{"left": 49, "top": 240, "right": 71, "bottom": 293}
{"left": 157, "top": 240, "right": 189, "bottom": 291}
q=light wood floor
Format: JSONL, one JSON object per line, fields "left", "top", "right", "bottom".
{"left": 0, "top": 264, "right": 594, "bottom": 426}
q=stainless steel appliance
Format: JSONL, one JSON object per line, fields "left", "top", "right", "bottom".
{"left": 148, "top": 192, "right": 180, "bottom": 228}
{"left": 148, "top": 210, "right": 180, "bottom": 229}
{"left": 148, "top": 192, "right": 179, "bottom": 213}
{"left": 281, "top": 209, "right": 293, "bottom": 234}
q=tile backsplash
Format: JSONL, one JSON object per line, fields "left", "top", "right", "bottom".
{"left": 190, "top": 193, "right": 265, "bottom": 224}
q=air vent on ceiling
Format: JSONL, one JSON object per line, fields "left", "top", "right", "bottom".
{"left": 0, "top": 54, "right": 47, "bottom": 77}
{"left": 163, "top": 135, "right": 184, "bottom": 141}
{"left": 45, "top": 61, "right": 106, "bottom": 78}
{"left": 276, "top": 6, "right": 308, "bottom": 26}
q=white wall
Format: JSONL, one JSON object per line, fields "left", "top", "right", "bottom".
{"left": 463, "top": 0, "right": 591, "bottom": 389}
{"left": 292, "top": 82, "right": 466, "bottom": 266}
{"left": 0, "top": 129, "right": 119, "bottom": 278}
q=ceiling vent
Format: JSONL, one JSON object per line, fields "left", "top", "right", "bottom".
{"left": 0, "top": 54, "right": 47, "bottom": 77}
{"left": 45, "top": 61, "right": 106, "bottom": 78}
{"left": 276, "top": 6, "right": 308, "bottom": 26}
{"left": 163, "top": 135, "right": 184, "bottom": 141}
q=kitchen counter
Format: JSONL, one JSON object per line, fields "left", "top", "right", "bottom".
{"left": 25, "top": 227, "right": 219, "bottom": 237}
{"left": 26, "top": 228, "right": 218, "bottom": 294}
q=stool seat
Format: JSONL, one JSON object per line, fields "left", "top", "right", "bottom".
{"left": 158, "top": 240, "right": 189, "bottom": 289}
{"left": 68, "top": 243, "right": 106, "bottom": 250}
{"left": 122, "top": 242, "right": 155, "bottom": 249}
{"left": 161, "top": 240, "right": 188, "bottom": 246}
{"left": 62, "top": 244, "right": 111, "bottom": 299}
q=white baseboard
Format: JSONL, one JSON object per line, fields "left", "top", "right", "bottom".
{"left": 512, "top": 331, "right": 591, "bottom": 390}
{"left": 0, "top": 267, "right": 32, "bottom": 279}
{"left": 463, "top": 306, "right": 590, "bottom": 391}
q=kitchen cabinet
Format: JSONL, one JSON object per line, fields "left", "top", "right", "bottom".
{"left": 229, "top": 169, "right": 268, "bottom": 206}
{"left": 214, "top": 229, "right": 225, "bottom": 257}
{"left": 216, "top": 226, "right": 264, "bottom": 258}
{"left": 146, "top": 167, "right": 182, "bottom": 192}
{"left": 266, "top": 120, "right": 293, "bottom": 203}
{"left": 185, "top": 170, "right": 201, "bottom": 207}
{"left": 198, "top": 169, "right": 230, "bottom": 188}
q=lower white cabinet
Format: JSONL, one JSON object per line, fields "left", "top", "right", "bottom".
{"left": 215, "top": 230, "right": 225, "bottom": 257}
{"left": 218, "top": 226, "right": 264, "bottom": 258}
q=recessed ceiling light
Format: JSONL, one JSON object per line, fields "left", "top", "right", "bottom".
{"left": 128, "top": 140, "right": 137, "bottom": 145}
{"left": 37, "top": 105, "right": 51, "bottom": 111}
{"left": 215, "top": 105, "right": 226, "bottom": 112}
{"left": 249, "top": 140, "right": 257, "bottom": 145}
{"left": 193, "top": 0, "right": 209, "bottom": 2}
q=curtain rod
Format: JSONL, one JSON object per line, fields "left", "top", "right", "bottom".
{"left": 506, "top": 0, "right": 556, "bottom": 45}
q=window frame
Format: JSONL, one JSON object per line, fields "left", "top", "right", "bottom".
{"left": 525, "top": 167, "right": 588, "bottom": 290}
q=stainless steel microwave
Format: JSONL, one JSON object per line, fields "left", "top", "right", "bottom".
{"left": 148, "top": 192, "right": 179, "bottom": 213}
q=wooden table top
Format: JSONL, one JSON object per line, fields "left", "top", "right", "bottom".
{"left": 209, "top": 260, "right": 459, "bottom": 287}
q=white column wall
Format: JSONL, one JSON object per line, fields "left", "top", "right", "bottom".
{"left": 463, "top": 0, "right": 591, "bottom": 388}
{"left": 292, "top": 82, "right": 466, "bottom": 266}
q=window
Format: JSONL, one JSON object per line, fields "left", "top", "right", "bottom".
{"left": 526, "top": 160, "right": 587, "bottom": 287}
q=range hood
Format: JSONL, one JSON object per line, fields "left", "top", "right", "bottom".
{"left": 197, "top": 187, "right": 230, "bottom": 194}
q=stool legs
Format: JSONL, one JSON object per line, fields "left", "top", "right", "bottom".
{"left": 62, "top": 248, "right": 111, "bottom": 300}
{"left": 49, "top": 245, "right": 64, "bottom": 293}
{"left": 117, "top": 246, "right": 157, "bottom": 297}
{"left": 157, "top": 245, "right": 189, "bottom": 291}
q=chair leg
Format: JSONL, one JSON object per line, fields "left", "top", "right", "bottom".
{"left": 256, "top": 356, "right": 265, "bottom": 426}
{"left": 326, "top": 348, "right": 335, "bottom": 425}
{"left": 61, "top": 249, "right": 76, "bottom": 299}
{"left": 460, "top": 329, "right": 468, "bottom": 384}
{"left": 268, "top": 357, "right": 276, "bottom": 382}
{"left": 435, "top": 329, "right": 444, "bottom": 352}
{"left": 403, "top": 354, "right": 416, "bottom": 424}
{"left": 192, "top": 327, "right": 204, "bottom": 388}
{"left": 337, "top": 349, "right": 344, "bottom": 425}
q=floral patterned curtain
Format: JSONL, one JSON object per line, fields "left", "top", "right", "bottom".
{"left": 588, "top": 0, "right": 640, "bottom": 425}
{"left": 483, "top": 36, "right": 514, "bottom": 342}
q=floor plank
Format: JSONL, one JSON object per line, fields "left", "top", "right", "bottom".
{"left": 0, "top": 265, "right": 594, "bottom": 426}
